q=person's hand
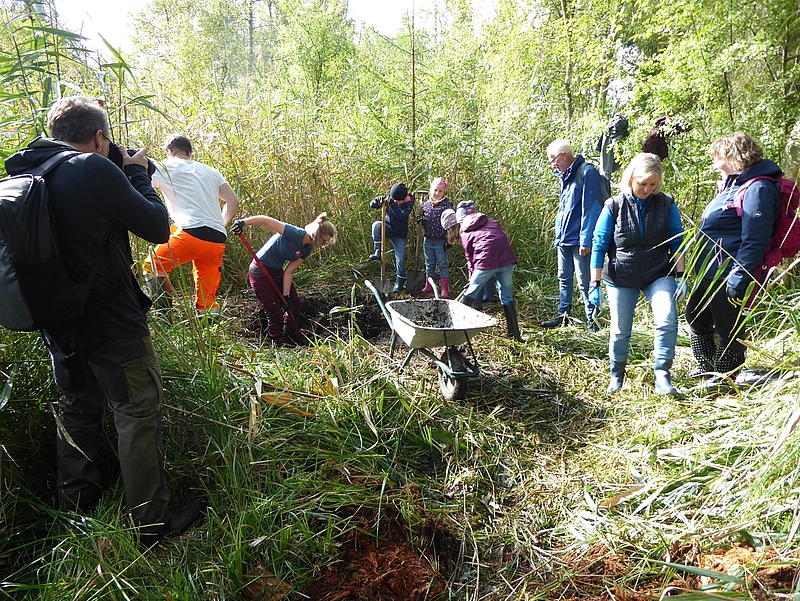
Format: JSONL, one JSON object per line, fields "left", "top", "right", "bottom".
{"left": 674, "top": 275, "right": 688, "bottom": 303}
{"left": 444, "top": 242, "right": 453, "bottom": 251}
{"left": 416, "top": 215, "right": 425, "bottom": 224}
{"left": 726, "top": 285, "right": 745, "bottom": 309}
{"left": 588, "top": 282, "right": 603, "bottom": 308}
{"left": 281, "top": 295, "right": 291, "bottom": 313}
{"left": 231, "top": 219, "right": 246, "bottom": 235}
{"left": 122, "top": 146, "right": 148, "bottom": 168}
{"left": 579, "top": 246, "right": 590, "bottom": 257}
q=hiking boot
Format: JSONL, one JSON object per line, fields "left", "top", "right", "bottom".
{"left": 540, "top": 313, "right": 568, "bottom": 329}
{"left": 139, "top": 498, "right": 206, "bottom": 548}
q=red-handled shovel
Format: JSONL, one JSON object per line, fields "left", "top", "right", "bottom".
{"left": 237, "top": 233, "right": 299, "bottom": 330}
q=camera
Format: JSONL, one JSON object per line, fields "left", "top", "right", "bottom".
{"left": 107, "top": 142, "right": 156, "bottom": 178}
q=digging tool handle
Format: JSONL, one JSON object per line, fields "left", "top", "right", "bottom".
{"left": 237, "top": 233, "right": 299, "bottom": 326}
{"left": 414, "top": 208, "right": 422, "bottom": 273}
{"left": 380, "top": 201, "right": 389, "bottom": 293}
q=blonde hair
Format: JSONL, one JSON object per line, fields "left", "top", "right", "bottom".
{"left": 708, "top": 132, "right": 763, "bottom": 173}
{"left": 619, "top": 153, "right": 663, "bottom": 196}
{"left": 305, "top": 212, "right": 337, "bottom": 244}
{"left": 446, "top": 224, "right": 461, "bottom": 246}
{"left": 429, "top": 176, "right": 447, "bottom": 197}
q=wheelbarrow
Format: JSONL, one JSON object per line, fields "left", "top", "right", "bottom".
{"left": 365, "top": 279, "right": 497, "bottom": 401}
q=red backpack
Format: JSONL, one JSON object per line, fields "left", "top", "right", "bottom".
{"left": 732, "top": 175, "right": 800, "bottom": 282}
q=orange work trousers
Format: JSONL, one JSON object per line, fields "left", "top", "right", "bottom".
{"left": 144, "top": 229, "right": 226, "bottom": 310}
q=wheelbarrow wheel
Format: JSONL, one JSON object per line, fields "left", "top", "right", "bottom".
{"left": 438, "top": 348, "right": 468, "bottom": 401}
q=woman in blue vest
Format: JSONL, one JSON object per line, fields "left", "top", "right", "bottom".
{"left": 590, "top": 153, "right": 686, "bottom": 395}
{"left": 232, "top": 213, "right": 336, "bottom": 343}
{"left": 686, "top": 132, "right": 781, "bottom": 377}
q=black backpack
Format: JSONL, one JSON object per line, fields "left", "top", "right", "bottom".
{"left": 576, "top": 161, "right": 612, "bottom": 201}
{"left": 0, "top": 150, "right": 97, "bottom": 331}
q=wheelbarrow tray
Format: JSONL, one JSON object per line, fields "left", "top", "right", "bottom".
{"left": 385, "top": 299, "right": 497, "bottom": 348}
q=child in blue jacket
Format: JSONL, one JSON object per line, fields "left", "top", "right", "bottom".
{"left": 368, "top": 183, "right": 415, "bottom": 293}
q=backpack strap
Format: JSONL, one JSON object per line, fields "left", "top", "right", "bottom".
{"left": 28, "top": 150, "right": 80, "bottom": 177}
{"left": 731, "top": 176, "right": 779, "bottom": 217}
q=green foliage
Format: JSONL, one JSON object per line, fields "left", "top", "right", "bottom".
{"left": 2, "top": 0, "right": 800, "bottom": 597}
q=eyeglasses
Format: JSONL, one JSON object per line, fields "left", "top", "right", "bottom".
{"left": 548, "top": 152, "right": 564, "bottom": 165}
{"left": 319, "top": 236, "right": 332, "bottom": 246}
{"left": 101, "top": 132, "right": 115, "bottom": 146}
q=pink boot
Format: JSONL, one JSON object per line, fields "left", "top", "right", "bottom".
{"left": 420, "top": 279, "right": 433, "bottom": 295}
{"left": 440, "top": 277, "right": 450, "bottom": 298}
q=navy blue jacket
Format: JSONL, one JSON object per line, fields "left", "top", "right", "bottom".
{"left": 370, "top": 194, "right": 415, "bottom": 239}
{"left": 553, "top": 155, "right": 603, "bottom": 248}
{"left": 694, "top": 159, "right": 781, "bottom": 292}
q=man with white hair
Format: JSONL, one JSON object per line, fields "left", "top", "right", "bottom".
{"left": 542, "top": 139, "right": 604, "bottom": 331}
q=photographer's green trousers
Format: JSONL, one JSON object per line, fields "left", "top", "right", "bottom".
{"left": 42, "top": 332, "right": 171, "bottom": 528}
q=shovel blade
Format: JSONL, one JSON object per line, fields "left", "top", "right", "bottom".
{"left": 406, "top": 270, "right": 425, "bottom": 295}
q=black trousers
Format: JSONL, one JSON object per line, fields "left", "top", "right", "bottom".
{"left": 42, "top": 332, "right": 171, "bottom": 527}
{"left": 685, "top": 278, "right": 747, "bottom": 362}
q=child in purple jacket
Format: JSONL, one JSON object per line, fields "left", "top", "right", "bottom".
{"left": 441, "top": 201, "right": 522, "bottom": 341}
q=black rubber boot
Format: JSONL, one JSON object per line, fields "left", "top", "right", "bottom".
{"left": 502, "top": 301, "right": 523, "bottom": 342}
{"left": 460, "top": 294, "right": 475, "bottom": 307}
{"left": 540, "top": 313, "right": 569, "bottom": 328}
{"left": 689, "top": 332, "right": 716, "bottom": 377}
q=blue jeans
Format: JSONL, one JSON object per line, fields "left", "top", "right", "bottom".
{"left": 372, "top": 222, "right": 407, "bottom": 277}
{"left": 464, "top": 264, "right": 514, "bottom": 305}
{"left": 605, "top": 276, "right": 678, "bottom": 370}
{"left": 473, "top": 275, "right": 497, "bottom": 310}
{"left": 423, "top": 239, "right": 449, "bottom": 278}
{"left": 557, "top": 245, "right": 592, "bottom": 320}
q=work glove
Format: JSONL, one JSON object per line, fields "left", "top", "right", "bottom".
{"left": 416, "top": 215, "right": 425, "bottom": 224}
{"left": 231, "top": 219, "right": 246, "bottom": 235}
{"left": 588, "top": 282, "right": 603, "bottom": 309}
{"left": 280, "top": 295, "right": 291, "bottom": 313}
{"left": 726, "top": 285, "right": 745, "bottom": 309}
{"left": 444, "top": 242, "right": 453, "bottom": 251}
{"left": 674, "top": 273, "right": 688, "bottom": 303}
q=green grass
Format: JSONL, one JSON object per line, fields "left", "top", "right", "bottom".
{"left": 2, "top": 258, "right": 800, "bottom": 600}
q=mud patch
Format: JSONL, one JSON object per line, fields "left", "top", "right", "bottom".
{"left": 234, "top": 290, "right": 389, "bottom": 343}
{"left": 299, "top": 505, "right": 452, "bottom": 601}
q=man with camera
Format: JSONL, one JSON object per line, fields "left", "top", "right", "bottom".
{"left": 144, "top": 134, "right": 239, "bottom": 317}
{"left": 3, "top": 96, "right": 203, "bottom": 546}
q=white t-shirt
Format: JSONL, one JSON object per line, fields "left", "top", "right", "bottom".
{"left": 151, "top": 157, "right": 228, "bottom": 234}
